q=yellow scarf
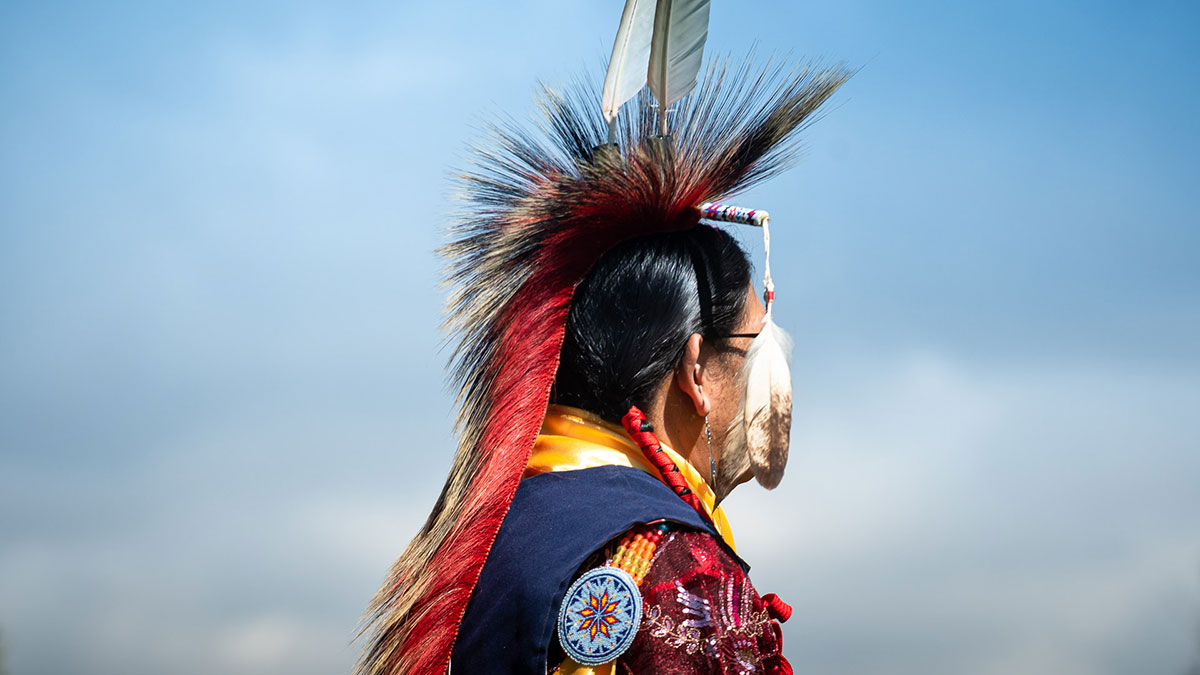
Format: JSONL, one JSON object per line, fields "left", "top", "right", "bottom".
{"left": 526, "top": 404, "right": 737, "bottom": 553}
{"left": 531, "top": 405, "right": 738, "bottom": 675}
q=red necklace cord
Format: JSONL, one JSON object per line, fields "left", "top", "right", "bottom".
{"left": 621, "top": 405, "right": 708, "bottom": 520}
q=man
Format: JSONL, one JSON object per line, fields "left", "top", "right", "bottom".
{"left": 358, "top": 5, "right": 849, "bottom": 672}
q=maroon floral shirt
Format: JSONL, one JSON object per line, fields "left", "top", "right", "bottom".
{"left": 618, "top": 528, "right": 791, "bottom": 674}
{"left": 551, "top": 526, "right": 792, "bottom": 674}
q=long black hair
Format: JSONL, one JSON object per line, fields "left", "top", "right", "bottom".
{"left": 553, "top": 225, "right": 752, "bottom": 422}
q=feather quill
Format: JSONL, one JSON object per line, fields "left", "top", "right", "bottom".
{"left": 741, "top": 315, "right": 794, "bottom": 490}
{"left": 601, "top": 0, "right": 657, "bottom": 143}
{"left": 647, "top": 0, "right": 711, "bottom": 135}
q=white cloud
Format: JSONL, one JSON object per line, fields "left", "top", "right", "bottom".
{"left": 722, "top": 352, "right": 1200, "bottom": 675}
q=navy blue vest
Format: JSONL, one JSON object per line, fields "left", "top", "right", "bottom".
{"left": 451, "top": 465, "right": 746, "bottom": 673}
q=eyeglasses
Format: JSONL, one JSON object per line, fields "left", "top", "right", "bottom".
{"left": 720, "top": 332, "right": 761, "bottom": 339}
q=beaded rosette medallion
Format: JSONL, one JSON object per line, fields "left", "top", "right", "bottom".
{"left": 557, "top": 567, "right": 643, "bottom": 665}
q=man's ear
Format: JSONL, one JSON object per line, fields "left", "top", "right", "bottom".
{"left": 675, "top": 333, "right": 711, "bottom": 416}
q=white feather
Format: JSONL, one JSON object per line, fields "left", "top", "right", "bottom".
{"left": 601, "top": 0, "right": 657, "bottom": 141}
{"left": 741, "top": 315, "right": 794, "bottom": 489}
{"left": 647, "top": 0, "right": 711, "bottom": 134}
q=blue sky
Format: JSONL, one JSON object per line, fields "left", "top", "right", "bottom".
{"left": 1, "top": 1, "right": 1198, "bottom": 674}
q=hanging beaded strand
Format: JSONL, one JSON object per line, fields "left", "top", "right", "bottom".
{"left": 608, "top": 523, "right": 669, "bottom": 586}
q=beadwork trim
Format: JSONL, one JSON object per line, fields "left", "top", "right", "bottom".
{"left": 608, "top": 523, "right": 668, "bottom": 586}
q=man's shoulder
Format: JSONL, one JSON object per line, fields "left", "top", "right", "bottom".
{"left": 642, "top": 527, "right": 748, "bottom": 589}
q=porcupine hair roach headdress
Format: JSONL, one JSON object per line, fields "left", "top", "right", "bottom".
{"left": 358, "top": 7, "right": 850, "bottom": 672}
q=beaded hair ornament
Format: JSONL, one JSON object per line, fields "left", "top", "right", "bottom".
{"left": 357, "top": 1, "right": 850, "bottom": 672}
